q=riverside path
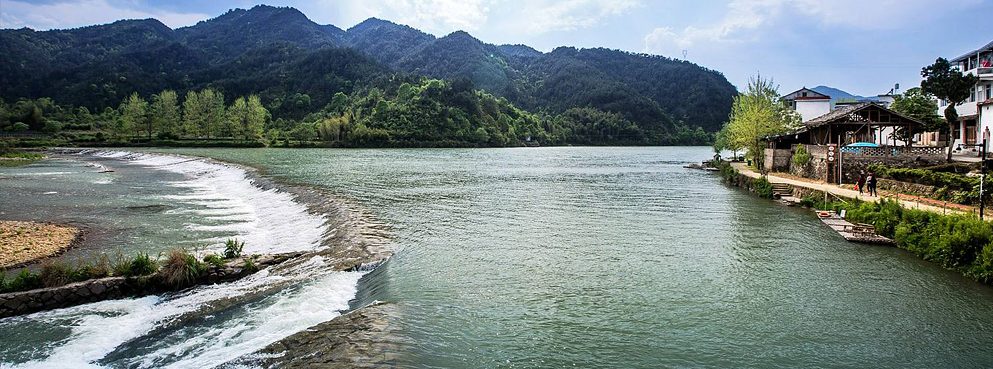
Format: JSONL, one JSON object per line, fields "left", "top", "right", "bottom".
{"left": 729, "top": 162, "right": 971, "bottom": 216}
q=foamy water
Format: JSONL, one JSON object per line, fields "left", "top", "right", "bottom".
{"left": 90, "top": 150, "right": 326, "bottom": 255}
{"left": 1, "top": 150, "right": 365, "bottom": 368}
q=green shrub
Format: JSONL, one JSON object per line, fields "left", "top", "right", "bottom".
{"left": 792, "top": 144, "right": 812, "bottom": 168}
{"left": 83, "top": 254, "right": 111, "bottom": 278}
{"left": 162, "top": 249, "right": 206, "bottom": 288}
{"left": 243, "top": 258, "right": 259, "bottom": 274}
{"left": 7, "top": 269, "right": 41, "bottom": 292}
{"left": 832, "top": 198, "right": 993, "bottom": 283}
{"left": 753, "top": 176, "right": 773, "bottom": 199}
{"left": 39, "top": 261, "right": 93, "bottom": 288}
{"left": 113, "top": 253, "right": 158, "bottom": 277}
{"left": 223, "top": 239, "right": 244, "bottom": 259}
{"left": 203, "top": 254, "right": 224, "bottom": 267}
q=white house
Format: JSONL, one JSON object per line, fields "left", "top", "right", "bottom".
{"left": 936, "top": 40, "right": 993, "bottom": 154}
{"left": 782, "top": 87, "right": 831, "bottom": 122}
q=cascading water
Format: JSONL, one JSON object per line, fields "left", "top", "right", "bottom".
{"left": 0, "top": 151, "right": 370, "bottom": 368}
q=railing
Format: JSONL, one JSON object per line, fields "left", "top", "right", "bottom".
{"left": 843, "top": 146, "right": 945, "bottom": 157}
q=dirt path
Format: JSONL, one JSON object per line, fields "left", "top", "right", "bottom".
{"left": 0, "top": 220, "right": 82, "bottom": 268}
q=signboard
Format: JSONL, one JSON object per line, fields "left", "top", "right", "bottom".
{"left": 827, "top": 145, "right": 836, "bottom": 163}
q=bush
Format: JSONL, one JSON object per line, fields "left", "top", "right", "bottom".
{"left": 243, "top": 257, "right": 259, "bottom": 274}
{"left": 834, "top": 198, "right": 993, "bottom": 283}
{"left": 753, "top": 176, "right": 773, "bottom": 199}
{"left": 161, "top": 249, "right": 206, "bottom": 288}
{"left": 203, "top": 254, "right": 224, "bottom": 267}
{"left": 39, "top": 261, "right": 92, "bottom": 288}
{"left": 792, "top": 144, "right": 812, "bottom": 168}
{"left": 6, "top": 269, "right": 42, "bottom": 292}
{"left": 223, "top": 239, "right": 244, "bottom": 259}
{"left": 113, "top": 253, "right": 158, "bottom": 277}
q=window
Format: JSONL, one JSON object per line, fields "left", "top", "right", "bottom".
{"left": 971, "top": 87, "right": 976, "bottom": 102}
{"left": 802, "top": 92, "right": 808, "bottom": 97}
{"left": 987, "top": 84, "right": 991, "bottom": 100}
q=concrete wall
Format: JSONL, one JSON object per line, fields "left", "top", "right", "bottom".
{"left": 763, "top": 148, "right": 792, "bottom": 172}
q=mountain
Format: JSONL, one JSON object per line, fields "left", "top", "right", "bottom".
{"left": 0, "top": 4, "right": 738, "bottom": 144}
{"left": 810, "top": 85, "right": 879, "bottom": 105}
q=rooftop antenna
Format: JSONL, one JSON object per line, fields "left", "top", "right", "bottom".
{"left": 682, "top": 49, "right": 688, "bottom": 61}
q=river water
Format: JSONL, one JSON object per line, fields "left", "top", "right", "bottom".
{"left": 2, "top": 147, "right": 993, "bottom": 368}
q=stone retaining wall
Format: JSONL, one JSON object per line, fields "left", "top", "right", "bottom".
{"left": 0, "top": 252, "right": 304, "bottom": 319}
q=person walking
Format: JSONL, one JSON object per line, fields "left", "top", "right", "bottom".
{"left": 867, "top": 171, "right": 878, "bottom": 197}
{"left": 856, "top": 170, "right": 866, "bottom": 195}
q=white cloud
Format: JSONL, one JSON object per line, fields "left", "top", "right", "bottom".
{"left": 516, "top": 0, "right": 640, "bottom": 33}
{"left": 0, "top": 0, "right": 210, "bottom": 30}
{"left": 643, "top": 0, "right": 980, "bottom": 58}
{"left": 320, "top": 0, "right": 490, "bottom": 34}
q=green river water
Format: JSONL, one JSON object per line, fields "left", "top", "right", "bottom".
{"left": 2, "top": 147, "right": 992, "bottom": 368}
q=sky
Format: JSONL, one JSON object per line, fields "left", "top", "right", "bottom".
{"left": 2, "top": 0, "right": 991, "bottom": 96}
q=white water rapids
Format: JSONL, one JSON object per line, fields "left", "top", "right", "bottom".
{"left": 1, "top": 151, "right": 366, "bottom": 369}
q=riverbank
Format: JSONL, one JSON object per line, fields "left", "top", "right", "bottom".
{"left": 716, "top": 160, "right": 993, "bottom": 285}
{"left": 0, "top": 220, "right": 82, "bottom": 268}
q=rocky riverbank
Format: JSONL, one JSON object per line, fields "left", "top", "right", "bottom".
{"left": 0, "top": 220, "right": 82, "bottom": 268}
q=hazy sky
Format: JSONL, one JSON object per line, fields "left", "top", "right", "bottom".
{"left": 2, "top": 0, "right": 991, "bottom": 96}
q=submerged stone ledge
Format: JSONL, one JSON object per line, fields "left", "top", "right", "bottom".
{"left": 221, "top": 302, "right": 406, "bottom": 369}
{"left": 0, "top": 252, "right": 304, "bottom": 319}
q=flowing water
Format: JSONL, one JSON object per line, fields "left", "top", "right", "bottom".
{"left": 3, "top": 147, "right": 993, "bottom": 368}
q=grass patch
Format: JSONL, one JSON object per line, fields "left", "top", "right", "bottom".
{"left": 203, "top": 254, "right": 225, "bottom": 267}
{"left": 161, "top": 249, "right": 206, "bottom": 288}
{"left": 112, "top": 253, "right": 158, "bottom": 277}
{"left": 223, "top": 239, "right": 244, "bottom": 259}
{"left": 243, "top": 257, "right": 258, "bottom": 274}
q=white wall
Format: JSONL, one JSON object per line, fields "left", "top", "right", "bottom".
{"left": 981, "top": 104, "right": 993, "bottom": 151}
{"left": 796, "top": 100, "right": 831, "bottom": 122}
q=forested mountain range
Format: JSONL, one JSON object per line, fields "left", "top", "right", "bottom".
{"left": 0, "top": 4, "right": 737, "bottom": 146}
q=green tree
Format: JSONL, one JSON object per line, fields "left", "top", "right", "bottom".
{"left": 725, "top": 75, "right": 801, "bottom": 169}
{"left": 74, "top": 106, "right": 93, "bottom": 129}
{"left": 890, "top": 87, "right": 942, "bottom": 142}
{"left": 120, "top": 92, "right": 148, "bottom": 138}
{"left": 150, "top": 90, "right": 180, "bottom": 138}
{"left": 245, "top": 95, "right": 268, "bottom": 140}
{"left": 182, "top": 90, "right": 204, "bottom": 138}
{"left": 201, "top": 89, "right": 225, "bottom": 139}
{"left": 226, "top": 97, "right": 249, "bottom": 138}
{"left": 920, "top": 57, "right": 980, "bottom": 161}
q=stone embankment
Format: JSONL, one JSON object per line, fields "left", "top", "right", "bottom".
{"left": 222, "top": 302, "right": 405, "bottom": 369}
{"left": 0, "top": 252, "right": 304, "bottom": 319}
{"left": 0, "top": 220, "right": 82, "bottom": 268}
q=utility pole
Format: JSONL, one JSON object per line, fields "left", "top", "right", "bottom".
{"left": 982, "top": 137, "right": 987, "bottom": 220}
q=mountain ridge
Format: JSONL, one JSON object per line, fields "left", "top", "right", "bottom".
{"left": 1, "top": 4, "right": 738, "bottom": 136}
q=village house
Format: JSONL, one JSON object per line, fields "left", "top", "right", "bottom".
{"left": 927, "top": 40, "right": 993, "bottom": 154}
{"left": 764, "top": 102, "right": 944, "bottom": 184}
{"left": 781, "top": 87, "right": 831, "bottom": 122}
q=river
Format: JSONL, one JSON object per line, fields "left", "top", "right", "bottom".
{"left": 2, "top": 147, "right": 993, "bottom": 368}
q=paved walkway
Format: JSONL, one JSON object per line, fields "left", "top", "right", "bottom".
{"left": 730, "top": 162, "right": 970, "bottom": 215}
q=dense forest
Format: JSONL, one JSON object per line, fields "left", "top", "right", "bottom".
{"left": 0, "top": 5, "right": 734, "bottom": 147}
